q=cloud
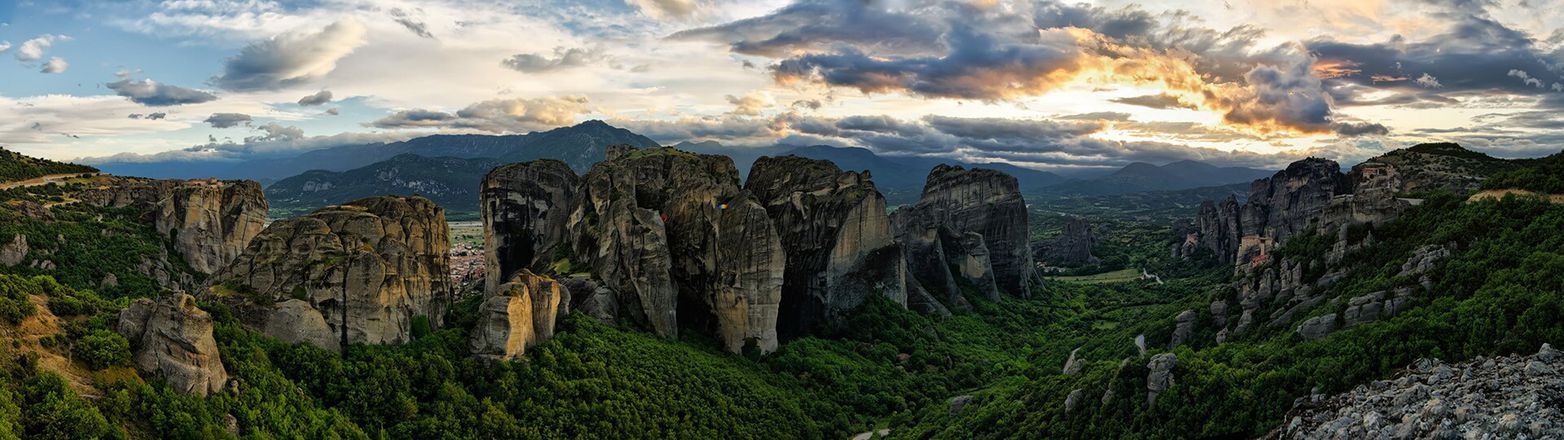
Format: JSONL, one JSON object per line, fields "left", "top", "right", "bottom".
{"left": 247, "top": 123, "right": 304, "bottom": 142}
{"left": 106, "top": 78, "right": 219, "bottom": 106}
{"left": 203, "top": 113, "right": 253, "bottom": 128}
{"left": 15, "top": 34, "right": 66, "bottom": 62}
{"left": 501, "top": 47, "right": 605, "bottom": 73}
{"left": 324, "top": 107, "right": 340, "bottom": 116}
{"left": 1508, "top": 69, "right": 1545, "bottom": 88}
{"left": 40, "top": 57, "right": 67, "bottom": 74}
{"left": 369, "top": 96, "right": 591, "bottom": 133}
{"left": 1331, "top": 121, "right": 1391, "bottom": 137}
{"left": 213, "top": 20, "right": 367, "bottom": 91}
{"left": 685, "top": 0, "right": 1356, "bottom": 135}
{"left": 628, "top": 0, "right": 701, "bottom": 19}
{"left": 297, "top": 90, "right": 333, "bottom": 106}
{"left": 389, "top": 8, "right": 435, "bottom": 39}
{"left": 1415, "top": 73, "right": 1443, "bottom": 88}
{"left": 726, "top": 92, "right": 773, "bottom": 115}
{"left": 0, "top": 41, "right": 10, "bottom": 53}
{"left": 146, "top": 112, "right": 167, "bottom": 120}
{"left": 1111, "top": 93, "right": 1196, "bottom": 110}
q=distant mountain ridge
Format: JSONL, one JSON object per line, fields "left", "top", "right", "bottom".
{"left": 93, "top": 120, "right": 660, "bottom": 183}
{"left": 1044, "top": 160, "right": 1275, "bottom": 196}
{"left": 264, "top": 154, "right": 504, "bottom": 217}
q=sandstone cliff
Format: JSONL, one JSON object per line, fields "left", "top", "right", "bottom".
{"left": 747, "top": 155, "right": 906, "bottom": 338}
{"left": 80, "top": 178, "right": 268, "bottom": 274}
{"left": 210, "top": 195, "right": 451, "bottom": 349}
{"left": 1034, "top": 217, "right": 1098, "bottom": 266}
{"left": 470, "top": 269, "right": 566, "bottom": 361}
{"left": 117, "top": 293, "right": 228, "bottom": 396}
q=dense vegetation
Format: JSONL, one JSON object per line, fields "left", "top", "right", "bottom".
{"left": 0, "top": 148, "right": 96, "bottom": 183}
{"left": 1483, "top": 151, "right": 1564, "bottom": 193}
{"left": 892, "top": 193, "right": 1564, "bottom": 438}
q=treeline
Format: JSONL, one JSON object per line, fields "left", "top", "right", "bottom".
{"left": 0, "top": 148, "right": 96, "bottom": 183}
{"left": 1483, "top": 151, "right": 1564, "bottom": 193}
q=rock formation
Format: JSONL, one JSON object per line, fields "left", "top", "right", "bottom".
{"left": 1034, "top": 217, "right": 1098, "bottom": 266}
{"left": 1169, "top": 310, "right": 1197, "bottom": 348}
{"left": 80, "top": 178, "right": 268, "bottom": 274}
{"left": 481, "top": 160, "right": 579, "bottom": 295}
{"left": 209, "top": 196, "right": 451, "bottom": 348}
{"left": 116, "top": 293, "right": 228, "bottom": 396}
{"left": 0, "top": 234, "right": 26, "bottom": 267}
{"left": 893, "top": 165, "right": 1036, "bottom": 301}
{"left": 748, "top": 155, "right": 906, "bottom": 338}
{"left": 1272, "top": 345, "right": 1564, "bottom": 439}
{"left": 470, "top": 270, "right": 566, "bottom": 361}
{"left": 1147, "top": 353, "right": 1178, "bottom": 405}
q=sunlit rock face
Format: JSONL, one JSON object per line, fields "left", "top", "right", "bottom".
{"left": 470, "top": 269, "right": 566, "bottom": 361}
{"left": 893, "top": 164, "right": 1035, "bottom": 309}
{"left": 79, "top": 178, "right": 269, "bottom": 275}
{"left": 209, "top": 196, "right": 452, "bottom": 348}
{"left": 747, "top": 155, "right": 906, "bottom": 339}
{"left": 117, "top": 293, "right": 228, "bottom": 397}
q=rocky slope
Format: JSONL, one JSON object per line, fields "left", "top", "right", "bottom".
{"left": 748, "top": 155, "right": 906, "bottom": 339}
{"left": 208, "top": 195, "right": 452, "bottom": 349}
{"left": 78, "top": 177, "right": 269, "bottom": 275}
{"left": 1272, "top": 345, "right": 1564, "bottom": 439}
{"left": 893, "top": 164, "right": 1036, "bottom": 308}
{"left": 116, "top": 293, "right": 228, "bottom": 396}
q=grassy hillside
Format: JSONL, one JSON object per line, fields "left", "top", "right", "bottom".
{"left": 0, "top": 148, "right": 96, "bottom": 183}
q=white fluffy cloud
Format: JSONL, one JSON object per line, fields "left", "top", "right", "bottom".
{"left": 214, "top": 19, "right": 368, "bottom": 91}
{"left": 15, "top": 34, "right": 66, "bottom": 62}
{"left": 369, "top": 96, "right": 592, "bottom": 133}
{"left": 40, "top": 57, "right": 68, "bottom": 73}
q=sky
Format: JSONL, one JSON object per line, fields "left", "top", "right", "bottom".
{"left": 1, "top": 0, "right": 1562, "bottom": 172}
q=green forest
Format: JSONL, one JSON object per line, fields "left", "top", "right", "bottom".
{"left": 0, "top": 148, "right": 97, "bottom": 184}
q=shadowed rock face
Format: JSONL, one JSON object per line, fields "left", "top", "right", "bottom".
{"left": 210, "top": 195, "right": 451, "bottom": 348}
{"left": 747, "top": 155, "right": 906, "bottom": 339}
{"left": 894, "top": 164, "right": 1036, "bottom": 305}
{"left": 117, "top": 293, "right": 228, "bottom": 397}
{"left": 1176, "top": 158, "right": 1349, "bottom": 267}
{"left": 80, "top": 178, "right": 269, "bottom": 275}
{"left": 1036, "top": 217, "right": 1098, "bottom": 266}
{"left": 501, "top": 146, "right": 787, "bottom": 353}
{"left": 481, "top": 160, "right": 579, "bottom": 296}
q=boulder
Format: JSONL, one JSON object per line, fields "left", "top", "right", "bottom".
{"left": 562, "top": 277, "right": 619, "bottom": 325}
{"left": 470, "top": 270, "right": 565, "bottom": 361}
{"left": 262, "top": 299, "right": 340, "bottom": 352}
{"left": 1063, "top": 347, "right": 1084, "bottom": 375}
{"left": 1147, "top": 353, "right": 1177, "bottom": 405}
{"left": 748, "top": 155, "right": 906, "bottom": 338}
{"left": 948, "top": 395, "right": 975, "bottom": 416}
{"left": 210, "top": 196, "right": 452, "bottom": 346}
{"left": 1398, "top": 245, "right": 1451, "bottom": 278}
{"left": 1297, "top": 314, "right": 1339, "bottom": 340}
{"left": 0, "top": 234, "right": 27, "bottom": 267}
{"left": 116, "top": 293, "right": 228, "bottom": 396}
{"left": 1169, "top": 309, "right": 1197, "bottom": 348}
{"left": 80, "top": 179, "right": 268, "bottom": 274}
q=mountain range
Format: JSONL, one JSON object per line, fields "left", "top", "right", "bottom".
{"left": 99, "top": 120, "right": 1275, "bottom": 214}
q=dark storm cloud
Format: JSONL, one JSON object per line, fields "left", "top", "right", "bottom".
{"left": 106, "top": 78, "right": 218, "bottom": 106}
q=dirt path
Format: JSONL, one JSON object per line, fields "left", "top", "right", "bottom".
{"left": 0, "top": 172, "right": 99, "bottom": 191}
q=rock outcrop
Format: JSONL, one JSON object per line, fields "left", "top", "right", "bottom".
{"left": 1147, "top": 353, "right": 1178, "bottom": 405}
{"left": 1169, "top": 310, "right": 1197, "bottom": 348}
{"left": 893, "top": 165, "right": 1035, "bottom": 301}
{"left": 116, "top": 293, "right": 228, "bottom": 396}
{"left": 209, "top": 196, "right": 451, "bottom": 348}
{"left": 1272, "top": 345, "right": 1564, "bottom": 439}
{"left": 482, "top": 160, "right": 579, "bottom": 295}
{"left": 470, "top": 270, "right": 565, "bottom": 361}
{"left": 80, "top": 178, "right": 268, "bottom": 274}
{"left": 0, "top": 234, "right": 26, "bottom": 267}
{"left": 748, "top": 155, "right": 906, "bottom": 339}
{"left": 1035, "top": 217, "right": 1098, "bottom": 266}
